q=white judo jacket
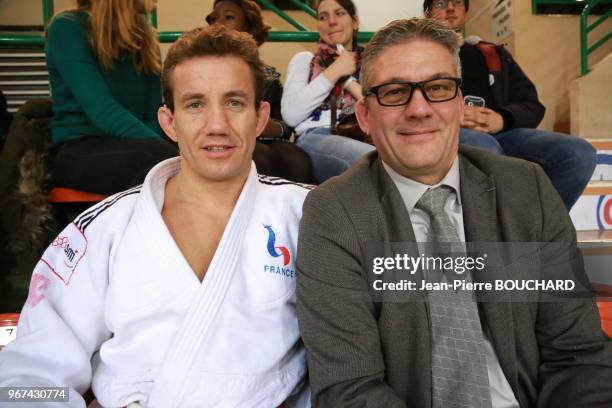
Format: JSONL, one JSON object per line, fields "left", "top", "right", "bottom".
{"left": 0, "top": 158, "right": 312, "bottom": 408}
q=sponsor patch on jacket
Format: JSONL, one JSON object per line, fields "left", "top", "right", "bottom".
{"left": 26, "top": 272, "right": 51, "bottom": 308}
{"left": 40, "top": 222, "right": 87, "bottom": 284}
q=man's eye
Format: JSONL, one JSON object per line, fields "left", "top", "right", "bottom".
{"left": 383, "top": 87, "right": 408, "bottom": 97}
{"left": 427, "top": 84, "right": 451, "bottom": 93}
{"left": 188, "top": 102, "right": 203, "bottom": 109}
{"left": 228, "top": 99, "right": 244, "bottom": 108}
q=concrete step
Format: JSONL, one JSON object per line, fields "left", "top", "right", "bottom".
{"left": 578, "top": 230, "right": 612, "bottom": 301}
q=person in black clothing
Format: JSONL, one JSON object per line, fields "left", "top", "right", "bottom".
{"left": 206, "top": 0, "right": 312, "bottom": 183}
{"left": 0, "top": 90, "right": 12, "bottom": 149}
{"left": 424, "top": 0, "right": 597, "bottom": 210}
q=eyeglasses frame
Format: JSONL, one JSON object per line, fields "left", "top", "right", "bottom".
{"left": 364, "top": 77, "right": 463, "bottom": 107}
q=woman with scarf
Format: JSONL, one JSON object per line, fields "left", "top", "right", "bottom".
{"left": 206, "top": 0, "right": 312, "bottom": 183}
{"left": 282, "top": 0, "right": 374, "bottom": 183}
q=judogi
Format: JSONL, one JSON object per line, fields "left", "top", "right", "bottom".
{"left": 0, "top": 158, "right": 311, "bottom": 408}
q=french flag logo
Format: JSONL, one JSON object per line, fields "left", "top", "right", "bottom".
{"left": 264, "top": 225, "right": 291, "bottom": 266}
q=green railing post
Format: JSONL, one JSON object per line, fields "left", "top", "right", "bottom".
{"left": 580, "top": 2, "right": 590, "bottom": 75}
{"left": 42, "top": 0, "right": 54, "bottom": 27}
{"left": 255, "top": 0, "right": 309, "bottom": 31}
{"left": 1, "top": 31, "right": 375, "bottom": 47}
{"left": 0, "top": 35, "right": 45, "bottom": 47}
{"left": 580, "top": 0, "right": 611, "bottom": 76}
{"left": 157, "top": 31, "right": 373, "bottom": 44}
{"left": 151, "top": 10, "right": 158, "bottom": 28}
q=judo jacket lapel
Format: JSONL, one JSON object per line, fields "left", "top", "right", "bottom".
{"left": 147, "top": 164, "right": 259, "bottom": 408}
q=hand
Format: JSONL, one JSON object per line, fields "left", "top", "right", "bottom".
{"left": 462, "top": 106, "right": 504, "bottom": 134}
{"left": 344, "top": 79, "right": 363, "bottom": 100}
{"left": 323, "top": 51, "right": 357, "bottom": 84}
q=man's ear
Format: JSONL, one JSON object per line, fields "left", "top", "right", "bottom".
{"left": 457, "top": 89, "right": 464, "bottom": 122}
{"left": 158, "top": 105, "right": 177, "bottom": 143}
{"left": 255, "top": 101, "right": 271, "bottom": 138}
{"left": 355, "top": 98, "right": 370, "bottom": 136}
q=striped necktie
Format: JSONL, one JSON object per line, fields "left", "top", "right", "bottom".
{"left": 415, "top": 186, "right": 492, "bottom": 408}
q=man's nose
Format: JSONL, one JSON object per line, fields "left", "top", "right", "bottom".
{"left": 205, "top": 104, "right": 231, "bottom": 134}
{"left": 403, "top": 88, "right": 434, "bottom": 118}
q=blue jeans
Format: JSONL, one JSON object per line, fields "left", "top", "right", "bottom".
{"left": 461, "top": 127, "right": 596, "bottom": 210}
{"left": 459, "top": 129, "right": 505, "bottom": 155}
{"left": 296, "top": 127, "right": 375, "bottom": 183}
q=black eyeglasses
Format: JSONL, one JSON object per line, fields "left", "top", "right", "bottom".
{"left": 365, "top": 77, "right": 462, "bottom": 107}
{"left": 432, "top": 0, "right": 464, "bottom": 9}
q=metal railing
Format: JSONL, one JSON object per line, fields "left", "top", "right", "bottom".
{"left": 580, "top": 0, "right": 612, "bottom": 75}
{"left": 256, "top": 0, "right": 309, "bottom": 31}
{"left": 0, "top": 0, "right": 373, "bottom": 47}
{"left": 42, "top": 0, "right": 54, "bottom": 27}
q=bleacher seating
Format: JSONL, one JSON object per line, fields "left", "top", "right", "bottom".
{"left": 0, "top": 47, "right": 50, "bottom": 114}
{"left": 48, "top": 187, "right": 107, "bottom": 204}
{"left": 0, "top": 313, "right": 19, "bottom": 351}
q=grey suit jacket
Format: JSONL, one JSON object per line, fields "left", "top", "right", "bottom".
{"left": 296, "top": 146, "right": 612, "bottom": 407}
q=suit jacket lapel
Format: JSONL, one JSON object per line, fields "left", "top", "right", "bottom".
{"left": 459, "top": 154, "right": 519, "bottom": 398}
{"left": 373, "top": 158, "right": 417, "bottom": 243}
{"left": 372, "top": 159, "right": 427, "bottom": 294}
{"left": 371, "top": 158, "right": 432, "bottom": 406}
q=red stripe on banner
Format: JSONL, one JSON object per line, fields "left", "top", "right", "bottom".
{"left": 597, "top": 302, "right": 612, "bottom": 336}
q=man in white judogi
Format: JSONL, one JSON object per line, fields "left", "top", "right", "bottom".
{"left": 0, "top": 26, "right": 310, "bottom": 408}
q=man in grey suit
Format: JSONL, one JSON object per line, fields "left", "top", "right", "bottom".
{"left": 296, "top": 18, "right": 612, "bottom": 408}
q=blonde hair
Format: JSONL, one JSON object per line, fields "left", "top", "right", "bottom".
{"left": 66, "top": 0, "right": 161, "bottom": 74}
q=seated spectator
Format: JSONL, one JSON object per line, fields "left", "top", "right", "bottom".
{"left": 0, "top": 26, "right": 309, "bottom": 407}
{"left": 0, "top": 90, "right": 11, "bottom": 148}
{"left": 297, "top": 18, "right": 612, "bottom": 407}
{"left": 282, "top": 0, "right": 375, "bottom": 183}
{"left": 425, "top": 0, "right": 597, "bottom": 210}
{"left": 206, "top": 0, "right": 312, "bottom": 183}
{"left": 45, "top": 0, "right": 177, "bottom": 195}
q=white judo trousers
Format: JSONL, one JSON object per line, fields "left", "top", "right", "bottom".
{"left": 0, "top": 158, "right": 311, "bottom": 408}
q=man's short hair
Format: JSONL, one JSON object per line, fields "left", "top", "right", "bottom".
{"left": 423, "top": 0, "right": 470, "bottom": 15}
{"left": 360, "top": 18, "right": 463, "bottom": 94}
{"left": 161, "top": 25, "right": 265, "bottom": 111}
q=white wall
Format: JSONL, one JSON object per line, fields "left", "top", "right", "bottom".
{"left": 0, "top": 0, "right": 73, "bottom": 26}
{"left": 353, "top": 0, "right": 422, "bottom": 31}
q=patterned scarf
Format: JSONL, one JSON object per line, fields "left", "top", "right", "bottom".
{"left": 309, "top": 40, "right": 363, "bottom": 122}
